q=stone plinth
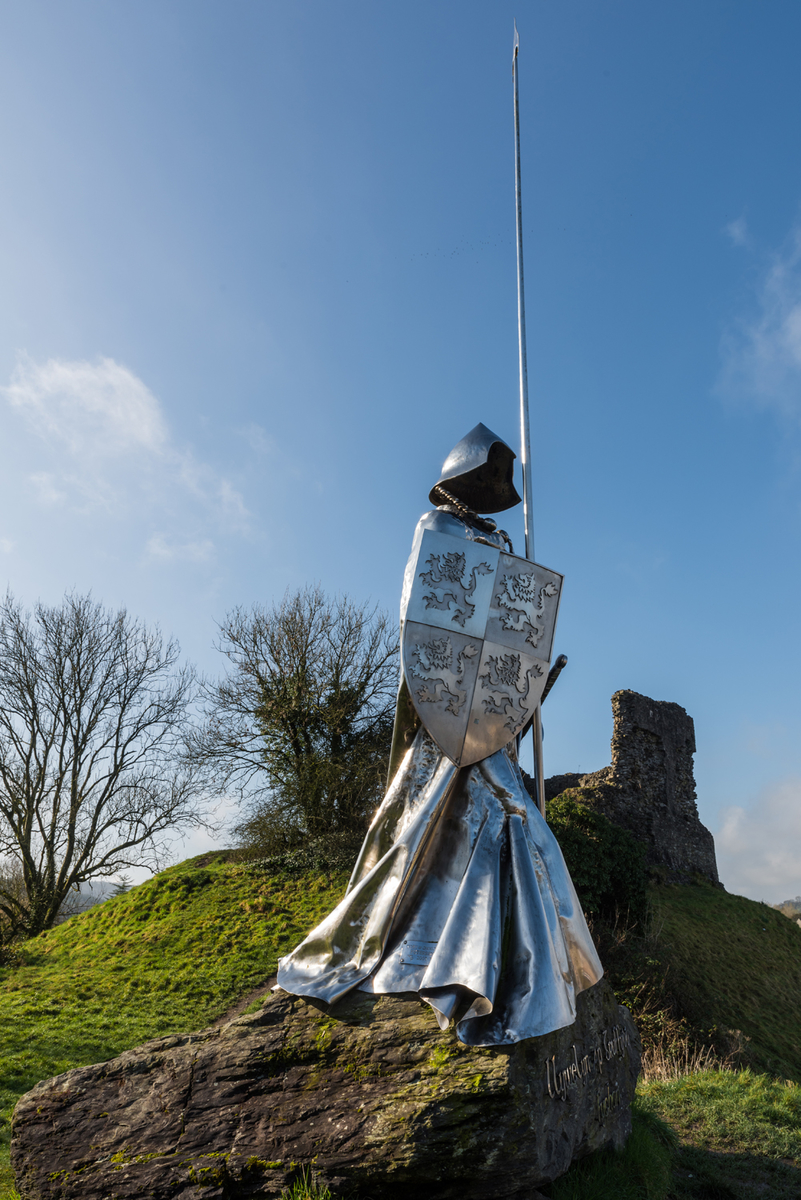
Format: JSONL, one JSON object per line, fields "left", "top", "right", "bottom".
{"left": 12, "top": 980, "right": 640, "bottom": 1200}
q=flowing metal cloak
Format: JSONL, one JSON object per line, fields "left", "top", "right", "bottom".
{"left": 276, "top": 505, "right": 603, "bottom": 1047}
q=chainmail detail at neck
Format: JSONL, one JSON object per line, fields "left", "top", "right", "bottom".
{"left": 432, "top": 485, "right": 514, "bottom": 552}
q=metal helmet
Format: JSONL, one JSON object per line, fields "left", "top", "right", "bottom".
{"left": 429, "top": 422, "right": 521, "bottom": 514}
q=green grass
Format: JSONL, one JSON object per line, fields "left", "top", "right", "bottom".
{"left": 543, "top": 1101, "right": 675, "bottom": 1200}
{"left": 545, "top": 882, "right": 801, "bottom": 1200}
{"left": 641, "top": 1070, "right": 801, "bottom": 1199}
{"left": 545, "top": 1073, "right": 801, "bottom": 1200}
{"left": 280, "top": 1167, "right": 333, "bottom": 1199}
{"left": 649, "top": 883, "right": 801, "bottom": 1080}
{"left": 0, "top": 853, "right": 349, "bottom": 1199}
{"left": 641, "top": 1069, "right": 801, "bottom": 1159}
{"left": 3, "top": 866, "right": 801, "bottom": 1200}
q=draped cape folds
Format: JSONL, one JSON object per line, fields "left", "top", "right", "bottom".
{"left": 276, "top": 510, "right": 603, "bottom": 1047}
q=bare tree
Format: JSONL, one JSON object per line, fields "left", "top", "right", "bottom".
{"left": 0, "top": 592, "right": 210, "bottom": 937}
{"left": 193, "top": 586, "right": 399, "bottom": 853}
{"left": 0, "top": 856, "right": 26, "bottom": 949}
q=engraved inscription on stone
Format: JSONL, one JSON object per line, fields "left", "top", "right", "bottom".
{"left": 408, "top": 634, "right": 478, "bottom": 717}
{"left": 399, "top": 940, "right": 436, "bottom": 967}
{"left": 419, "top": 550, "right": 494, "bottom": 629}
{"left": 544, "top": 1024, "right": 632, "bottom": 1125}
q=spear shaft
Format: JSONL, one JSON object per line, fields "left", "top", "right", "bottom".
{"left": 513, "top": 23, "right": 547, "bottom": 819}
{"left": 513, "top": 23, "right": 535, "bottom": 565}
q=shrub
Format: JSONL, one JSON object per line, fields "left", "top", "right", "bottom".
{"left": 242, "top": 830, "right": 363, "bottom": 880}
{"left": 547, "top": 790, "right": 648, "bottom": 922}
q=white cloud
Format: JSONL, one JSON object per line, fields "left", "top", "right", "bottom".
{"left": 29, "top": 472, "right": 66, "bottom": 506}
{"left": 0, "top": 538, "right": 13, "bottom": 554}
{"left": 1, "top": 353, "right": 249, "bottom": 534}
{"left": 145, "top": 534, "right": 215, "bottom": 563}
{"left": 713, "top": 776, "right": 801, "bottom": 902}
{"left": 30, "top": 469, "right": 123, "bottom": 514}
{"left": 5, "top": 353, "right": 168, "bottom": 457}
{"left": 240, "top": 422, "right": 276, "bottom": 455}
{"left": 217, "top": 479, "right": 249, "bottom": 522}
{"left": 718, "top": 224, "right": 801, "bottom": 419}
{"left": 725, "top": 216, "right": 749, "bottom": 248}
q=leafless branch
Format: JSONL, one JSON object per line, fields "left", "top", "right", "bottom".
{"left": 0, "top": 592, "right": 214, "bottom": 935}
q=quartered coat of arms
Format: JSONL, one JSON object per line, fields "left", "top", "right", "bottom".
{"left": 403, "top": 529, "right": 562, "bottom": 766}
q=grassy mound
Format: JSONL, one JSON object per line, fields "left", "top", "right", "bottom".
{"left": 2, "top": 860, "right": 801, "bottom": 1199}
{"left": 649, "top": 883, "right": 801, "bottom": 1080}
{"left": 545, "top": 1074, "right": 801, "bottom": 1200}
{"left": 0, "top": 853, "right": 349, "bottom": 1198}
{"left": 641, "top": 1070, "right": 801, "bottom": 1199}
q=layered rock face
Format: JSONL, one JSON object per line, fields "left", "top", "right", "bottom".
{"left": 12, "top": 980, "right": 639, "bottom": 1200}
{"left": 545, "top": 690, "right": 719, "bottom": 883}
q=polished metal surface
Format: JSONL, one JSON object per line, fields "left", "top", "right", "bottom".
{"left": 541, "top": 653, "right": 568, "bottom": 705}
{"left": 402, "top": 528, "right": 562, "bottom": 766}
{"left": 513, "top": 24, "right": 550, "bottom": 825}
{"left": 404, "top": 531, "right": 499, "bottom": 637}
{"left": 513, "top": 25, "right": 534, "bottom": 566}
{"left": 276, "top": 726, "right": 603, "bottom": 1044}
{"left": 276, "top": 509, "right": 602, "bottom": 1047}
{"left": 533, "top": 705, "right": 546, "bottom": 818}
{"left": 276, "top": 29, "right": 591, "bottom": 1053}
{"left": 428, "top": 423, "right": 521, "bottom": 514}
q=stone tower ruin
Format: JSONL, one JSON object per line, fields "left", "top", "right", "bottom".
{"left": 545, "top": 689, "right": 719, "bottom": 884}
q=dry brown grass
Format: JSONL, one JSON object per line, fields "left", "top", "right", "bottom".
{"left": 641, "top": 1037, "right": 728, "bottom": 1082}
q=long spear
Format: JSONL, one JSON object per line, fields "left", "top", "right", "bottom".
{"left": 513, "top": 22, "right": 547, "bottom": 819}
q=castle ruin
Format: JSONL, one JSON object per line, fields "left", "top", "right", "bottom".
{"left": 545, "top": 689, "right": 719, "bottom": 885}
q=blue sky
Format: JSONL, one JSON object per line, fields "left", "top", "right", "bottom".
{"left": 1, "top": 1, "right": 800, "bottom": 901}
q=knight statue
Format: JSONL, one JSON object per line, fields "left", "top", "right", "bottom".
{"left": 276, "top": 423, "right": 603, "bottom": 1046}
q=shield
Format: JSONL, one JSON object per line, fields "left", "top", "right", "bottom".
{"left": 402, "top": 529, "right": 563, "bottom": 766}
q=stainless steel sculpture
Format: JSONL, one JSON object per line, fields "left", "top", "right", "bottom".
{"left": 429, "top": 421, "right": 521, "bottom": 514}
{"left": 277, "top": 426, "right": 603, "bottom": 1047}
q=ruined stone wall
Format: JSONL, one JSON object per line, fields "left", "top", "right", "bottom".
{"left": 545, "top": 690, "right": 719, "bottom": 884}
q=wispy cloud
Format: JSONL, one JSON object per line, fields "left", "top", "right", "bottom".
{"left": 240, "top": 422, "right": 276, "bottom": 455}
{"left": 145, "top": 534, "right": 215, "bottom": 563}
{"left": 5, "top": 353, "right": 168, "bottom": 457}
{"left": 718, "top": 223, "right": 801, "bottom": 420}
{"left": 1, "top": 353, "right": 249, "bottom": 541}
{"left": 714, "top": 777, "right": 801, "bottom": 902}
{"left": 724, "top": 215, "right": 750, "bottom": 248}
{"left": 28, "top": 472, "right": 66, "bottom": 506}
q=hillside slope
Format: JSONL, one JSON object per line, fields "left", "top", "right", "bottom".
{"left": 650, "top": 883, "right": 801, "bottom": 1080}
{"left": 2, "top": 860, "right": 801, "bottom": 1199}
{"left": 0, "top": 853, "right": 349, "bottom": 1195}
